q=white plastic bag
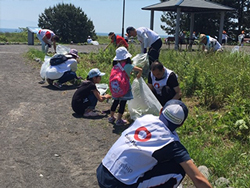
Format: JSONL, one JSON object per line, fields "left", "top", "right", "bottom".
{"left": 132, "top": 53, "right": 149, "bottom": 68}
{"left": 128, "top": 78, "right": 162, "bottom": 120}
{"left": 91, "top": 41, "right": 99, "bottom": 45}
{"left": 40, "top": 56, "right": 51, "bottom": 79}
{"left": 56, "top": 45, "right": 70, "bottom": 55}
{"left": 132, "top": 53, "right": 150, "bottom": 77}
{"left": 231, "top": 46, "right": 239, "bottom": 53}
{"left": 96, "top": 83, "right": 109, "bottom": 95}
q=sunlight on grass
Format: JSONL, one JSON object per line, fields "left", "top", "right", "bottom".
{"left": 25, "top": 46, "right": 250, "bottom": 187}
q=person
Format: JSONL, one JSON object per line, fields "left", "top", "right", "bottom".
{"left": 179, "top": 31, "right": 186, "bottom": 50}
{"left": 126, "top": 26, "right": 162, "bottom": 66}
{"left": 108, "top": 47, "right": 142, "bottom": 126}
{"left": 105, "top": 32, "right": 129, "bottom": 50}
{"left": 45, "top": 49, "right": 81, "bottom": 88}
{"left": 87, "top": 36, "right": 92, "bottom": 44}
{"left": 188, "top": 31, "right": 197, "bottom": 50}
{"left": 238, "top": 30, "right": 245, "bottom": 47}
{"left": 96, "top": 99, "right": 213, "bottom": 188}
{"left": 199, "top": 34, "right": 223, "bottom": 52}
{"left": 148, "top": 60, "right": 181, "bottom": 106}
{"left": 37, "top": 29, "right": 59, "bottom": 53}
{"left": 222, "top": 30, "right": 228, "bottom": 45}
{"left": 71, "top": 68, "right": 112, "bottom": 117}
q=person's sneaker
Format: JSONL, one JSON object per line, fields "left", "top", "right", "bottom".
{"left": 53, "top": 80, "right": 62, "bottom": 88}
{"left": 83, "top": 111, "right": 99, "bottom": 117}
{"left": 108, "top": 117, "right": 116, "bottom": 123}
{"left": 116, "top": 119, "right": 127, "bottom": 126}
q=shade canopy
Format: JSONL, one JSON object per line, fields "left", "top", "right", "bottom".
{"left": 142, "top": 0, "right": 235, "bottom": 13}
{"left": 142, "top": 0, "right": 235, "bottom": 50}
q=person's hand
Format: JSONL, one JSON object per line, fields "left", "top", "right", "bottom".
{"left": 104, "top": 94, "right": 112, "bottom": 99}
{"left": 144, "top": 48, "right": 147, "bottom": 53}
{"left": 136, "top": 71, "right": 142, "bottom": 79}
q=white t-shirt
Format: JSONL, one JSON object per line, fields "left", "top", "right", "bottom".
{"left": 45, "top": 58, "right": 77, "bottom": 79}
{"left": 205, "top": 36, "right": 222, "bottom": 51}
{"left": 38, "top": 29, "right": 55, "bottom": 44}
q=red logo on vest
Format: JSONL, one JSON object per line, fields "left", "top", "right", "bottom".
{"left": 154, "top": 83, "right": 160, "bottom": 88}
{"left": 134, "top": 127, "right": 151, "bottom": 142}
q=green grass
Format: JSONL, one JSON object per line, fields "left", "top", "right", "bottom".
{"left": 7, "top": 31, "right": 250, "bottom": 187}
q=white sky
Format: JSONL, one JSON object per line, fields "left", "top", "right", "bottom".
{"left": 0, "top": 0, "right": 168, "bottom": 36}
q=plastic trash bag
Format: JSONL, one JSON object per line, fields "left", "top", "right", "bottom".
{"left": 231, "top": 46, "right": 239, "bottom": 53}
{"left": 96, "top": 83, "right": 108, "bottom": 95}
{"left": 132, "top": 53, "right": 149, "bottom": 68}
{"left": 132, "top": 53, "right": 149, "bottom": 77}
{"left": 40, "top": 56, "right": 51, "bottom": 79}
{"left": 91, "top": 41, "right": 99, "bottom": 45}
{"left": 128, "top": 77, "right": 162, "bottom": 120}
{"left": 56, "top": 45, "right": 70, "bottom": 55}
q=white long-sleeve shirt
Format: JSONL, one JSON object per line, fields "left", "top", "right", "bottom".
{"left": 136, "top": 27, "right": 160, "bottom": 53}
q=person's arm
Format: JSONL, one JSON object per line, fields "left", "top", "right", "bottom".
{"left": 133, "top": 66, "right": 142, "bottom": 78}
{"left": 167, "top": 73, "right": 181, "bottom": 99}
{"left": 53, "top": 40, "right": 57, "bottom": 53}
{"left": 147, "top": 72, "right": 154, "bottom": 91}
{"left": 173, "top": 86, "right": 182, "bottom": 99}
{"left": 93, "top": 89, "right": 111, "bottom": 102}
{"left": 180, "top": 160, "right": 212, "bottom": 188}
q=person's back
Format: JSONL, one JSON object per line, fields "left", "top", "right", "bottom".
{"left": 115, "top": 35, "right": 128, "bottom": 49}
{"left": 97, "top": 100, "right": 212, "bottom": 188}
{"left": 207, "top": 36, "right": 222, "bottom": 51}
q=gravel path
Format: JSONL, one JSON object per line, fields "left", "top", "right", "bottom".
{"left": 0, "top": 44, "right": 121, "bottom": 188}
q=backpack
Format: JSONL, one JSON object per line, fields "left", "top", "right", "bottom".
{"left": 50, "top": 54, "right": 68, "bottom": 66}
{"left": 109, "top": 61, "right": 130, "bottom": 98}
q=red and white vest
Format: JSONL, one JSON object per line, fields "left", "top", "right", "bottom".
{"left": 151, "top": 67, "right": 173, "bottom": 95}
{"left": 102, "top": 114, "right": 180, "bottom": 185}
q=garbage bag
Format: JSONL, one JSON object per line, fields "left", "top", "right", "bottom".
{"left": 91, "top": 41, "right": 99, "bottom": 45}
{"left": 96, "top": 83, "right": 108, "bottom": 95}
{"left": 231, "top": 46, "right": 239, "bottom": 53}
{"left": 40, "top": 56, "right": 51, "bottom": 79}
{"left": 56, "top": 45, "right": 70, "bottom": 55}
{"left": 128, "top": 77, "right": 162, "bottom": 120}
{"left": 132, "top": 53, "right": 149, "bottom": 77}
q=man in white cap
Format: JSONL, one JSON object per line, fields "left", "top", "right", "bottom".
{"left": 96, "top": 99, "right": 212, "bottom": 188}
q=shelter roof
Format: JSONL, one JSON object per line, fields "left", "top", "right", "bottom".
{"left": 142, "top": 0, "right": 235, "bottom": 13}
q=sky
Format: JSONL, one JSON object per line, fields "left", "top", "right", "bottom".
{"left": 0, "top": 0, "right": 168, "bottom": 36}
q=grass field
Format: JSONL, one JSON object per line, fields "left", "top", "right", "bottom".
{"left": 2, "top": 31, "right": 250, "bottom": 187}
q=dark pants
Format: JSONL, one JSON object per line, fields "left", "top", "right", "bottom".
{"left": 96, "top": 160, "right": 185, "bottom": 188}
{"left": 153, "top": 86, "right": 177, "bottom": 106}
{"left": 72, "top": 92, "right": 98, "bottom": 115}
{"left": 58, "top": 71, "right": 77, "bottom": 84}
{"left": 111, "top": 100, "right": 127, "bottom": 114}
{"left": 148, "top": 38, "right": 162, "bottom": 66}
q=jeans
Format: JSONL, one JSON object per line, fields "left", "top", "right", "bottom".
{"left": 58, "top": 71, "right": 77, "bottom": 84}
{"left": 86, "top": 92, "right": 98, "bottom": 110}
{"left": 37, "top": 33, "right": 48, "bottom": 53}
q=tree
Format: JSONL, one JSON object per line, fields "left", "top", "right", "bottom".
{"left": 38, "top": 3, "right": 96, "bottom": 43}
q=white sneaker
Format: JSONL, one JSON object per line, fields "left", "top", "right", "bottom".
{"left": 83, "top": 111, "right": 99, "bottom": 117}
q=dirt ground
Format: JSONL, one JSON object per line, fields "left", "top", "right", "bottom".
{"left": 0, "top": 44, "right": 124, "bottom": 188}
{"left": 0, "top": 43, "right": 249, "bottom": 188}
